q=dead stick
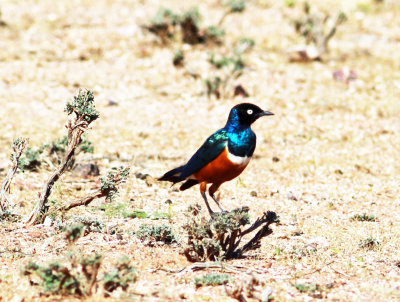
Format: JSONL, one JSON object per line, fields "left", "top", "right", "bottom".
{"left": 296, "top": 260, "right": 335, "bottom": 278}
{"left": 0, "top": 138, "right": 27, "bottom": 211}
{"left": 25, "top": 126, "right": 85, "bottom": 225}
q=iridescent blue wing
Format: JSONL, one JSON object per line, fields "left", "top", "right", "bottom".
{"left": 179, "top": 129, "right": 228, "bottom": 180}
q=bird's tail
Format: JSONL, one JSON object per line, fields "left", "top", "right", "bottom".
{"left": 159, "top": 166, "right": 199, "bottom": 191}
{"left": 158, "top": 166, "right": 185, "bottom": 183}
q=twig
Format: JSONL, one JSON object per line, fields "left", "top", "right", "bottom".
{"left": 327, "top": 262, "right": 353, "bottom": 277}
{"left": 0, "top": 138, "right": 28, "bottom": 211}
{"left": 0, "top": 249, "right": 33, "bottom": 256}
{"left": 87, "top": 261, "right": 101, "bottom": 296}
{"left": 160, "top": 262, "right": 267, "bottom": 275}
{"left": 217, "top": 10, "right": 230, "bottom": 27}
{"left": 160, "top": 262, "right": 225, "bottom": 273}
{"left": 42, "top": 167, "right": 129, "bottom": 220}
{"left": 217, "top": 1, "right": 245, "bottom": 26}
{"left": 64, "top": 179, "right": 96, "bottom": 183}
{"left": 321, "top": 12, "right": 347, "bottom": 54}
{"left": 25, "top": 123, "right": 86, "bottom": 224}
{"left": 58, "top": 266, "right": 84, "bottom": 296}
{"left": 226, "top": 285, "right": 248, "bottom": 302}
{"left": 42, "top": 157, "right": 56, "bottom": 170}
{"left": 183, "top": 208, "right": 278, "bottom": 261}
{"left": 231, "top": 211, "right": 278, "bottom": 258}
{"left": 296, "top": 260, "right": 335, "bottom": 278}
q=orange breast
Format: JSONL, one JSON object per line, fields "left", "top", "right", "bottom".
{"left": 193, "top": 147, "right": 249, "bottom": 185}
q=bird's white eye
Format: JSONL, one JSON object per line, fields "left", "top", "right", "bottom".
{"left": 247, "top": 109, "right": 253, "bottom": 115}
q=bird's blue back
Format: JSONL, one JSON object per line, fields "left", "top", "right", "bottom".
{"left": 179, "top": 108, "right": 256, "bottom": 180}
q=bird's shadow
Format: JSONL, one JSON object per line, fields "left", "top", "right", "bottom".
{"left": 182, "top": 205, "right": 279, "bottom": 262}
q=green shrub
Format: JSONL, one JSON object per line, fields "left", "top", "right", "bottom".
{"left": 23, "top": 254, "right": 136, "bottom": 297}
{"left": 136, "top": 224, "right": 177, "bottom": 245}
{"left": 359, "top": 237, "right": 380, "bottom": 250}
{"left": 194, "top": 273, "right": 231, "bottom": 287}
{"left": 351, "top": 213, "right": 377, "bottom": 222}
{"left": 102, "top": 256, "right": 137, "bottom": 294}
{"left": 183, "top": 205, "right": 278, "bottom": 261}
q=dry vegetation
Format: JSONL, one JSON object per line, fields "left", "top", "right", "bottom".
{"left": 1, "top": 0, "right": 400, "bottom": 301}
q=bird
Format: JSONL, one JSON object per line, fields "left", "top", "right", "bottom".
{"left": 158, "top": 103, "right": 274, "bottom": 216}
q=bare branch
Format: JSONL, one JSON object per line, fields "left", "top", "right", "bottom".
{"left": 42, "top": 167, "right": 130, "bottom": 220}
{"left": 0, "top": 138, "right": 28, "bottom": 211}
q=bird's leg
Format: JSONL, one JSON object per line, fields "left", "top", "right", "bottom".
{"left": 209, "top": 183, "right": 225, "bottom": 212}
{"left": 200, "top": 182, "right": 214, "bottom": 216}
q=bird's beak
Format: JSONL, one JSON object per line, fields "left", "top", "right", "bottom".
{"left": 256, "top": 110, "right": 274, "bottom": 118}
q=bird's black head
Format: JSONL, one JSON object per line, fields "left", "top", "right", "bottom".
{"left": 226, "top": 103, "right": 274, "bottom": 128}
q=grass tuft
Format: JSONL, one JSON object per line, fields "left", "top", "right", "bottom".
{"left": 194, "top": 273, "right": 231, "bottom": 287}
{"left": 136, "top": 224, "right": 177, "bottom": 245}
{"left": 359, "top": 237, "right": 380, "bottom": 250}
{"left": 102, "top": 256, "right": 137, "bottom": 295}
{"left": 351, "top": 213, "right": 377, "bottom": 222}
{"left": 22, "top": 253, "right": 136, "bottom": 297}
{"left": 64, "top": 223, "right": 86, "bottom": 244}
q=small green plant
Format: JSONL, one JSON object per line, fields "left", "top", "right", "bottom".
{"left": 205, "top": 76, "right": 222, "bottom": 98}
{"left": 359, "top": 237, "right": 380, "bottom": 250}
{"left": 351, "top": 213, "right": 377, "bottom": 222}
{"left": 100, "top": 166, "right": 130, "bottom": 202}
{"left": 209, "top": 53, "right": 244, "bottom": 70}
{"left": 47, "top": 135, "right": 93, "bottom": 166}
{"left": 99, "top": 203, "right": 127, "bottom": 217}
{"left": 102, "top": 256, "right": 137, "bottom": 295}
{"left": 0, "top": 210, "right": 21, "bottom": 222}
{"left": 124, "top": 210, "right": 149, "bottom": 218}
{"left": 151, "top": 8, "right": 179, "bottom": 26}
{"left": 144, "top": 8, "right": 179, "bottom": 43}
{"left": 122, "top": 210, "right": 170, "bottom": 220}
{"left": 79, "top": 254, "right": 103, "bottom": 295}
{"left": 194, "top": 273, "right": 231, "bottom": 287}
{"left": 180, "top": 7, "right": 202, "bottom": 44}
{"left": 293, "top": 282, "right": 320, "bottom": 293}
{"left": 18, "top": 135, "right": 93, "bottom": 172}
{"left": 235, "top": 38, "right": 255, "bottom": 54}
{"left": 204, "top": 26, "right": 225, "bottom": 41}
{"left": 228, "top": 0, "right": 246, "bottom": 13}
{"left": 64, "top": 223, "right": 86, "bottom": 244}
{"left": 65, "top": 90, "right": 99, "bottom": 123}
{"left": 285, "top": 0, "right": 296, "bottom": 7}
{"left": 23, "top": 261, "right": 84, "bottom": 296}
{"left": 144, "top": 5, "right": 244, "bottom": 45}
{"left": 183, "top": 205, "right": 278, "bottom": 261}
{"left": 288, "top": 244, "right": 317, "bottom": 260}
{"left": 291, "top": 2, "right": 347, "bottom": 59}
{"left": 205, "top": 38, "right": 253, "bottom": 99}
{"left": 136, "top": 224, "right": 177, "bottom": 245}
{"left": 292, "top": 282, "right": 334, "bottom": 298}
{"left": 19, "top": 146, "right": 43, "bottom": 172}
{"left": 23, "top": 254, "right": 136, "bottom": 297}
{"left": 173, "top": 49, "right": 184, "bottom": 67}
{"left": 68, "top": 216, "right": 105, "bottom": 234}
{"left": 217, "top": 0, "right": 246, "bottom": 26}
